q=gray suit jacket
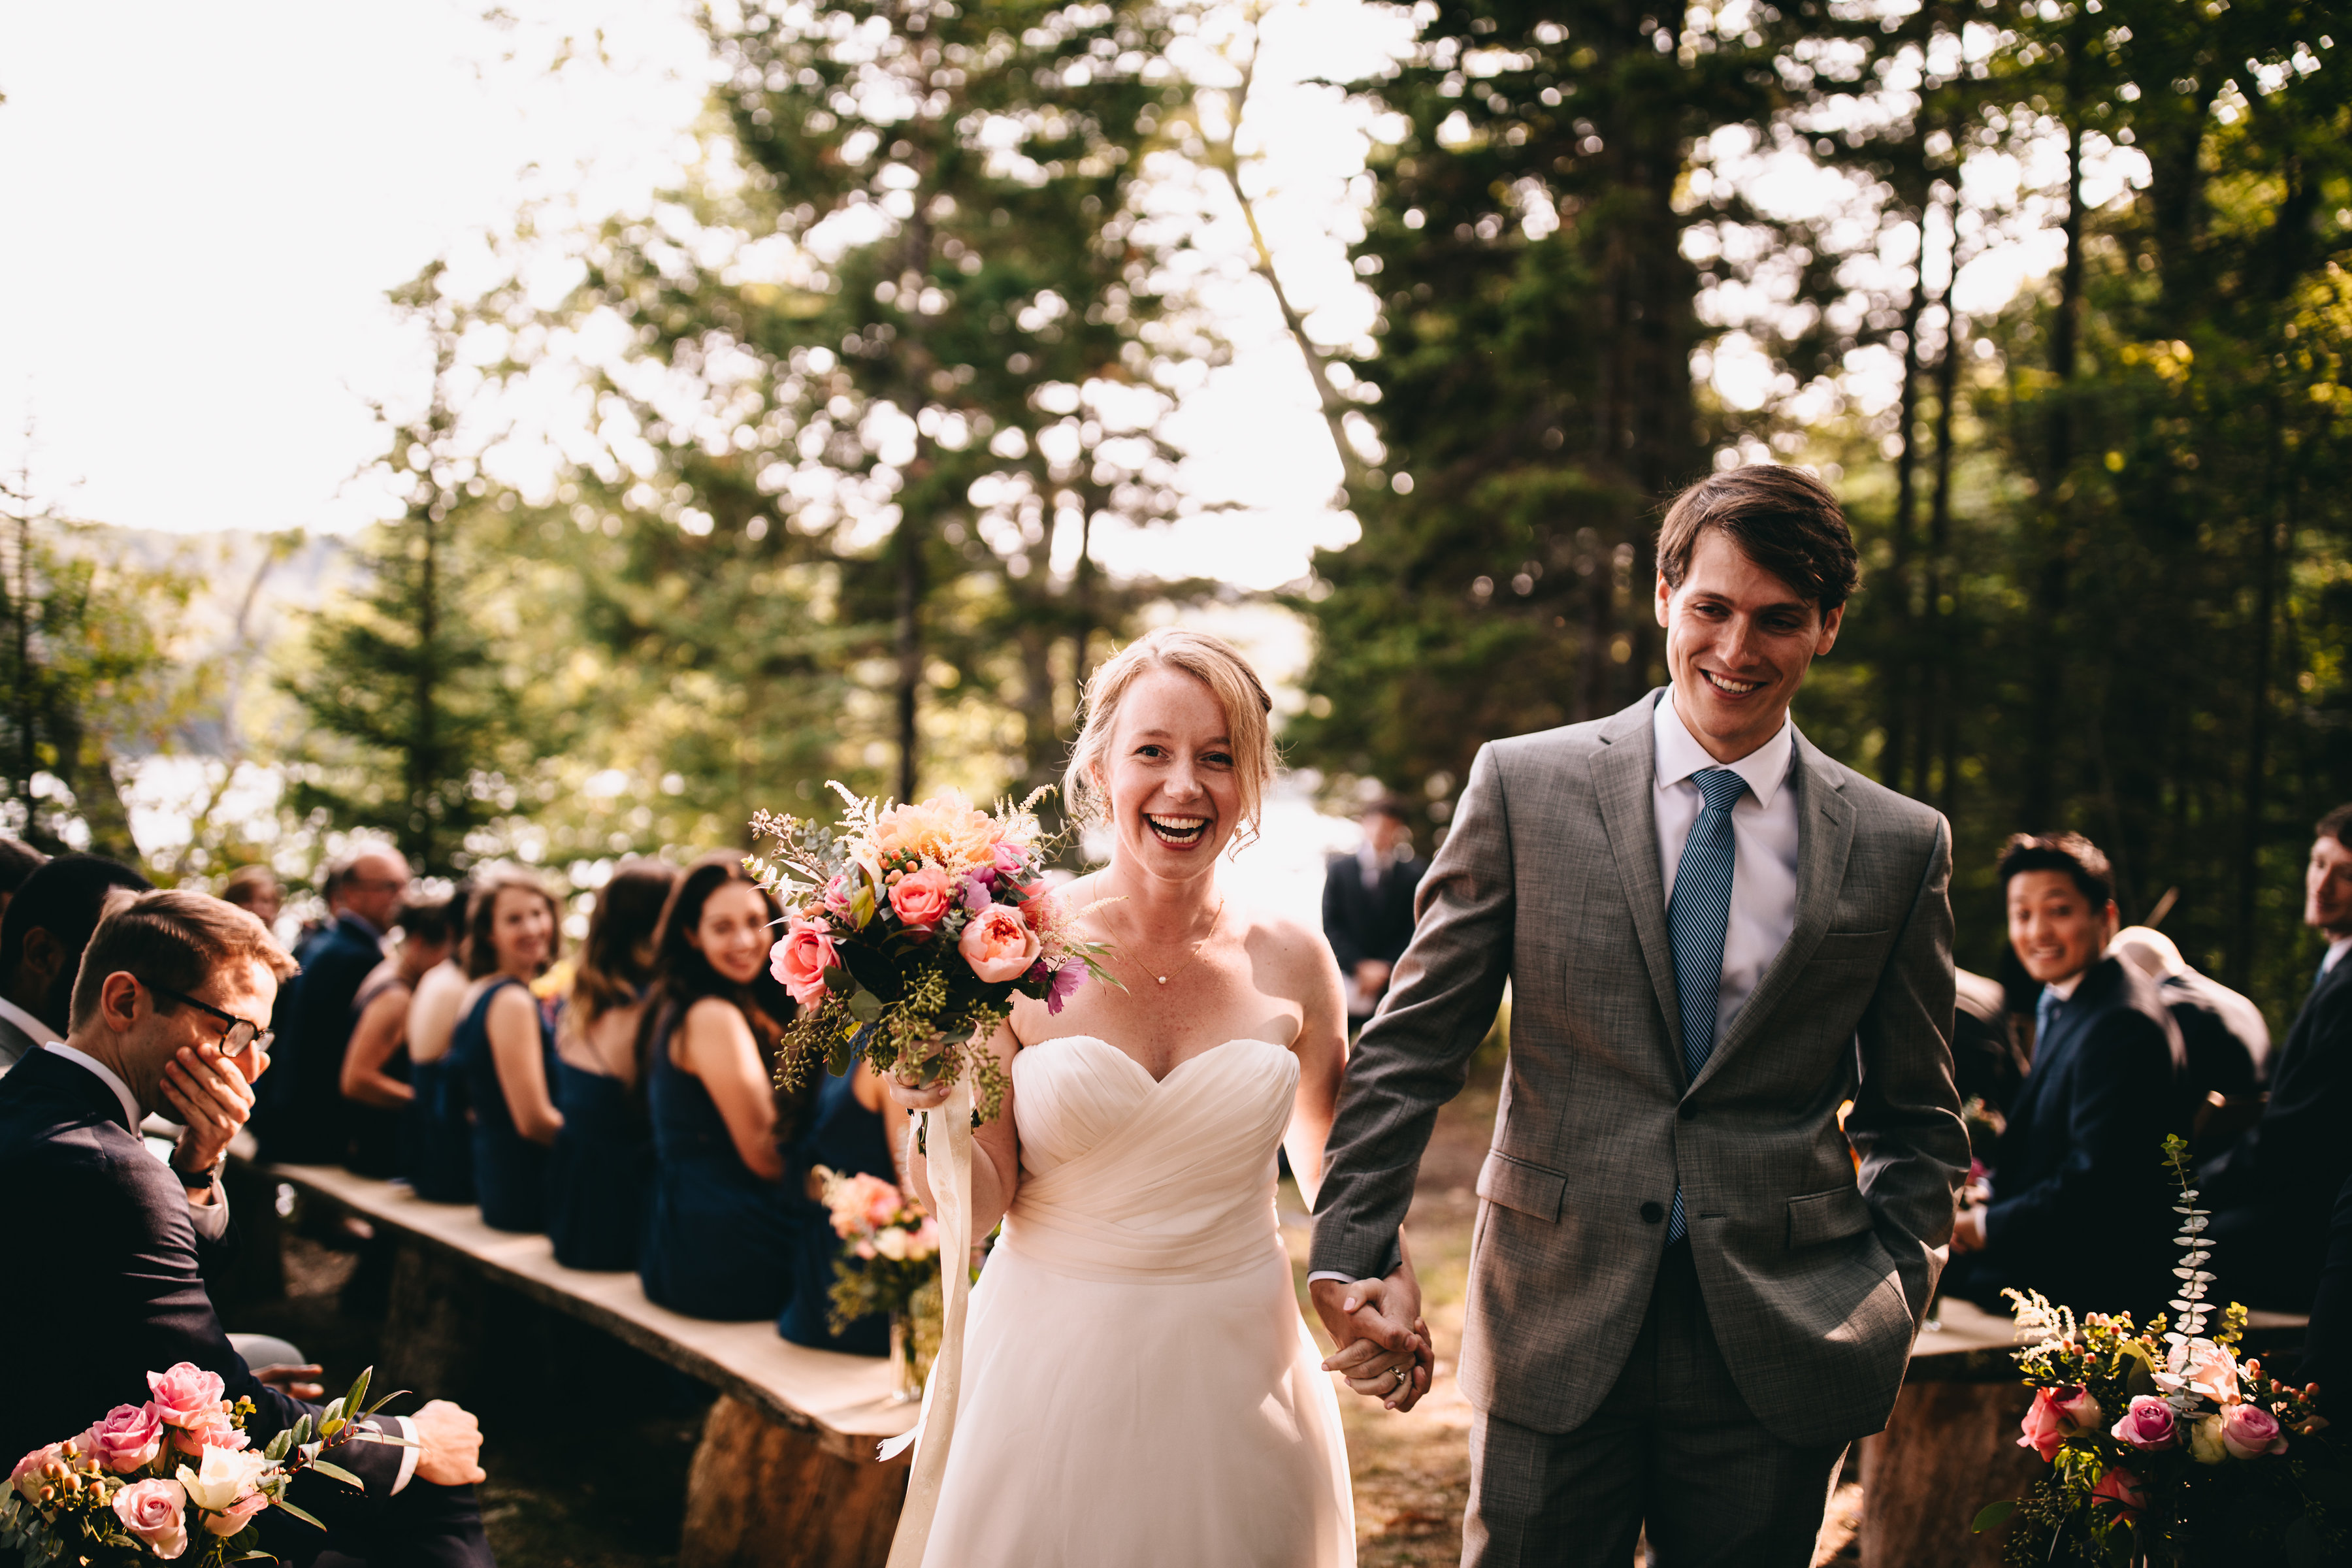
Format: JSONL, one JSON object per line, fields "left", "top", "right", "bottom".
{"left": 1309, "top": 691, "right": 1968, "bottom": 1447}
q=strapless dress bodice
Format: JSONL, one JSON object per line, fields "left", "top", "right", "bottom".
{"left": 1000, "top": 1035, "right": 1298, "bottom": 1283}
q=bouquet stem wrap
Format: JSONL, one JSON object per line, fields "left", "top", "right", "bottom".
{"left": 881, "top": 1074, "right": 974, "bottom": 1568}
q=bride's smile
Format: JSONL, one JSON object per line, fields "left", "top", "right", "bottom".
{"left": 1099, "top": 665, "right": 1243, "bottom": 874}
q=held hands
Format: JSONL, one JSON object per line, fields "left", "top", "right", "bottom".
{"left": 166, "top": 1040, "right": 256, "bottom": 1183}
{"left": 410, "top": 1400, "right": 487, "bottom": 1487}
{"left": 1311, "top": 1269, "right": 1434, "bottom": 1413}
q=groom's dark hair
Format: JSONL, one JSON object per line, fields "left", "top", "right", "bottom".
{"left": 1655, "top": 465, "right": 1861, "bottom": 613}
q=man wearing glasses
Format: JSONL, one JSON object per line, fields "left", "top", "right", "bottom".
{"left": 0, "top": 889, "right": 494, "bottom": 1567}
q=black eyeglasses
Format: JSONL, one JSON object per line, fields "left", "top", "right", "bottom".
{"left": 140, "top": 979, "right": 273, "bottom": 1056}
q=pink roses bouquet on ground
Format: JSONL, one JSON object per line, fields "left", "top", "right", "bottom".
{"left": 1974, "top": 1137, "right": 2339, "bottom": 1563}
{"left": 815, "top": 1168, "right": 941, "bottom": 1332}
{"left": 749, "top": 785, "right": 1113, "bottom": 1122}
{"left": 3, "top": 1365, "right": 394, "bottom": 1567}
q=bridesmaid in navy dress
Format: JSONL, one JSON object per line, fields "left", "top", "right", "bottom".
{"left": 546, "top": 859, "right": 676, "bottom": 1271}
{"left": 448, "top": 868, "right": 564, "bottom": 1233}
{"left": 404, "top": 894, "right": 479, "bottom": 1203}
{"left": 638, "top": 853, "right": 806, "bottom": 1320}
{"left": 779, "top": 1060, "right": 909, "bottom": 1354}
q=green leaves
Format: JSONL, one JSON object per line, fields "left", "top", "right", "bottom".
{"left": 1969, "top": 1498, "right": 2015, "bottom": 1533}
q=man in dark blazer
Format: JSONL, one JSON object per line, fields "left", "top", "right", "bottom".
{"left": 1945, "top": 834, "right": 2184, "bottom": 1316}
{"left": 1311, "top": 466, "right": 1968, "bottom": 1567}
{"left": 0, "top": 853, "right": 152, "bottom": 1072}
{"left": 261, "top": 845, "right": 406, "bottom": 1164}
{"left": 1321, "top": 797, "right": 1429, "bottom": 1030}
{"left": 2198, "top": 802, "right": 2352, "bottom": 1308}
{"left": 0, "top": 889, "right": 491, "bottom": 1567}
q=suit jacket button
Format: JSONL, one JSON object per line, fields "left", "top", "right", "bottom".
{"left": 1678, "top": 1103, "right": 1697, "bottom": 1121}
{"left": 1639, "top": 1201, "right": 1665, "bottom": 1224}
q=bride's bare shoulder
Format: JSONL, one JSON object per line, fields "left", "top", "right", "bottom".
{"left": 1239, "top": 904, "right": 1342, "bottom": 980}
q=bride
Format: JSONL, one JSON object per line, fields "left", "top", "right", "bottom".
{"left": 892, "top": 628, "right": 1431, "bottom": 1568}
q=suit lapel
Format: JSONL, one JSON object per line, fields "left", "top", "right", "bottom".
{"left": 1590, "top": 692, "right": 1686, "bottom": 1064}
{"left": 1690, "top": 732, "right": 1855, "bottom": 1094}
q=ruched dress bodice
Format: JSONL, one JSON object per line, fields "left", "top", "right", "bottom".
{"left": 921, "top": 1034, "right": 1354, "bottom": 1568}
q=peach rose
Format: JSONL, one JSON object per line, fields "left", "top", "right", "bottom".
{"left": 959, "top": 904, "right": 1042, "bottom": 983}
{"left": 770, "top": 917, "right": 840, "bottom": 1009}
{"left": 85, "top": 1404, "right": 165, "bottom": 1473}
{"left": 169, "top": 1406, "right": 248, "bottom": 1459}
{"left": 2090, "top": 1465, "right": 2146, "bottom": 1525}
{"left": 112, "top": 1477, "right": 189, "bottom": 1560}
{"left": 2221, "top": 1403, "right": 2288, "bottom": 1459}
{"left": 144, "top": 1365, "right": 225, "bottom": 1429}
{"left": 2166, "top": 1337, "right": 2242, "bottom": 1405}
{"left": 201, "top": 1491, "right": 270, "bottom": 1537}
{"left": 887, "top": 867, "right": 954, "bottom": 929}
{"left": 2018, "top": 1385, "right": 2097, "bottom": 1462}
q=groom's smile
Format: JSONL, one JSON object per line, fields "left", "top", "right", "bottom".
{"left": 1657, "top": 529, "right": 1843, "bottom": 765}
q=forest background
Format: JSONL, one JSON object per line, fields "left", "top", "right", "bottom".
{"left": 3, "top": 0, "right": 2346, "bottom": 1028}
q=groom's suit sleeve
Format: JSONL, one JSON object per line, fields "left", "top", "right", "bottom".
{"left": 1846, "top": 813, "right": 1966, "bottom": 1324}
{"left": 1311, "top": 742, "right": 1516, "bottom": 1281}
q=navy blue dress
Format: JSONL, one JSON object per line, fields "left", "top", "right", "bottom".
{"left": 547, "top": 1056, "right": 653, "bottom": 1272}
{"left": 449, "top": 977, "right": 557, "bottom": 1233}
{"left": 638, "top": 1007, "right": 797, "bottom": 1320}
{"left": 779, "top": 1068, "right": 896, "bottom": 1354}
{"left": 404, "top": 1050, "right": 474, "bottom": 1204}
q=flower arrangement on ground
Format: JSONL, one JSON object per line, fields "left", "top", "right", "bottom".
{"left": 3, "top": 1365, "right": 393, "bottom": 1567}
{"left": 750, "top": 785, "right": 1113, "bottom": 1122}
{"left": 1975, "top": 1137, "right": 2340, "bottom": 1564}
{"left": 816, "top": 1167, "right": 945, "bottom": 1401}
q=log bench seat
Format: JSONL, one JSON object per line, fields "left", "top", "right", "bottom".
{"left": 1859, "top": 1294, "right": 2311, "bottom": 1568}
{"left": 236, "top": 1154, "right": 915, "bottom": 1568}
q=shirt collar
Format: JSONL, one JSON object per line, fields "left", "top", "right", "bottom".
{"left": 1652, "top": 691, "right": 1796, "bottom": 811}
{"left": 0, "top": 994, "right": 56, "bottom": 1049}
{"left": 2325, "top": 935, "right": 2352, "bottom": 977}
{"left": 42, "top": 1041, "right": 142, "bottom": 1130}
{"left": 2048, "top": 967, "right": 2090, "bottom": 1002}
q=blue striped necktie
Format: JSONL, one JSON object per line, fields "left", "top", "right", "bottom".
{"left": 1665, "top": 766, "right": 1747, "bottom": 1245}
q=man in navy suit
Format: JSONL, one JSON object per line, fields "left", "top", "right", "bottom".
{"left": 0, "top": 889, "right": 492, "bottom": 1567}
{"left": 2199, "top": 803, "right": 2352, "bottom": 1308}
{"left": 261, "top": 845, "right": 407, "bottom": 1165}
{"left": 1946, "top": 832, "right": 2183, "bottom": 1316}
{"left": 1320, "top": 797, "right": 1429, "bottom": 1032}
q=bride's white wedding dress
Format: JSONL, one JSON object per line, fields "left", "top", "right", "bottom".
{"left": 919, "top": 1034, "right": 1355, "bottom": 1567}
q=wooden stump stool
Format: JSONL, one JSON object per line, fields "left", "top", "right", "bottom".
{"left": 681, "top": 1396, "right": 908, "bottom": 1568}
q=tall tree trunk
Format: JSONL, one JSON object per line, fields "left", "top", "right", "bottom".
{"left": 414, "top": 498, "right": 440, "bottom": 873}
{"left": 1919, "top": 212, "right": 1962, "bottom": 808}
{"left": 2023, "top": 110, "right": 2085, "bottom": 830}
{"left": 895, "top": 517, "right": 924, "bottom": 804}
{"left": 2229, "top": 407, "right": 2287, "bottom": 989}
{"left": 1883, "top": 257, "right": 1926, "bottom": 796}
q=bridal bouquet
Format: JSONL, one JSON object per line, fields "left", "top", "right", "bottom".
{"left": 1974, "top": 1137, "right": 2340, "bottom": 1564}
{"left": 3, "top": 1364, "right": 392, "bottom": 1567}
{"left": 749, "top": 784, "right": 1112, "bottom": 1123}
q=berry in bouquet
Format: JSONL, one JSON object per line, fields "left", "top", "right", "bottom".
{"left": 750, "top": 784, "right": 1113, "bottom": 1124}
{"left": 3, "top": 1364, "right": 397, "bottom": 1567}
{"left": 1974, "top": 1137, "right": 2340, "bottom": 1565}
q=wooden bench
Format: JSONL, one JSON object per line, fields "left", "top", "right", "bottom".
{"left": 1858, "top": 1296, "right": 2310, "bottom": 1568}
{"left": 237, "top": 1155, "right": 917, "bottom": 1568}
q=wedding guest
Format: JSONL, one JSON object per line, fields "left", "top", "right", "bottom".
{"left": 261, "top": 844, "right": 406, "bottom": 1165}
{"left": 2198, "top": 803, "right": 2352, "bottom": 1307}
{"left": 547, "top": 860, "right": 677, "bottom": 1271}
{"left": 1321, "top": 796, "right": 1428, "bottom": 1031}
{"left": 448, "top": 868, "right": 563, "bottom": 1232}
{"left": 402, "top": 894, "right": 476, "bottom": 1200}
{"left": 0, "top": 836, "right": 46, "bottom": 928}
{"left": 639, "top": 853, "right": 802, "bottom": 1320}
{"left": 779, "top": 1061, "right": 910, "bottom": 1355}
{"left": 218, "top": 864, "right": 285, "bottom": 930}
{"left": 0, "top": 853, "right": 152, "bottom": 1071}
{"left": 339, "top": 894, "right": 460, "bottom": 1179}
{"left": 1946, "top": 832, "right": 2184, "bottom": 1315}
{"left": 0, "top": 890, "right": 492, "bottom": 1566}
{"left": 2110, "top": 924, "right": 2268, "bottom": 1113}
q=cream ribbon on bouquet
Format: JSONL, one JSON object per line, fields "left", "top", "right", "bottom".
{"left": 879, "top": 1074, "right": 974, "bottom": 1568}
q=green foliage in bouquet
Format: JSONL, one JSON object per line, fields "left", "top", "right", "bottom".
{"left": 1974, "top": 1138, "right": 2344, "bottom": 1565}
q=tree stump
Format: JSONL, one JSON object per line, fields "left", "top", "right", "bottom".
{"left": 1857, "top": 1379, "right": 2045, "bottom": 1568}
{"left": 378, "top": 1240, "right": 493, "bottom": 1403}
{"left": 680, "top": 1396, "right": 907, "bottom": 1568}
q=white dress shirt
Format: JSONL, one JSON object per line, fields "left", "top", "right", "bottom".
{"left": 2324, "top": 936, "right": 2351, "bottom": 978}
{"left": 1652, "top": 695, "right": 1801, "bottom": 1046}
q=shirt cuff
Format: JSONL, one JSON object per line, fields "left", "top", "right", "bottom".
{"left": 389, "top": 1417, "right": 418, "bottom": 1494}
{"left": 187, "top": 1187, "right": 231, "bottom": 1241}
{"left": 1306, "top": 1271, "right": 1358, "bottom": 1286}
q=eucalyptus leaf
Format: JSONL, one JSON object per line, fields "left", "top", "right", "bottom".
{"left": 1968, "top": 1499, "right": 2014, "bottom": 1533}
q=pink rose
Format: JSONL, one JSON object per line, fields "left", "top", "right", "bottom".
{"left": 85, "top": 1404, "right": 165, "bottom": 1473}
{"left": 2018, "top": 1385, "right": 2097, "bottom": 1462}
{"left": 2055, "top": 1386, "right": 2103, "bottom": 1429}
{"left": 2111, "top": 1395, "right": 2178, "bottom": 1451}
{"left": 823, "top": 873, "right": 856, "bottom": 916}
{"left": 2166, "top": 1337, "right": 2242, "bottom": 1405}
{"left": 2090, "top": 1465, "right": 2146, "bottom": 1525}
{"left": 11, "top": 1444, "right": 63, "bottom": 1505}
{"left": 887, "top": 868, "right": 953, "bottom": 929}
{"left": 169, "top": 1406, "right": 249, "bottom": 1458}
{"left": 145, "top": 1365, "right": 225, "bottom": 1429}
{"left": 2221, "top": 1403, "right": 2289, "bottom": 1459}
{"left": 959, "top": 904, "right": 1042, "bottom": 983}
{"left": 112, "top": 1477, "right": 189, "bottom": 1560}
{"left": 202, "top": 1491, "right": 270, "bottom": 1537}
{"left": 770, "top": 918, "right": 840, "bottom": 1009}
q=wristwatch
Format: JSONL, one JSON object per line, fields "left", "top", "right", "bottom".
{"left": 173, "top": 1155, "right": 224, "bottom": 1197}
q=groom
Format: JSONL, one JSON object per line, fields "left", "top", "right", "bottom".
{"left": 1311, "top": 465, "right": 1968, "bottom": 1566}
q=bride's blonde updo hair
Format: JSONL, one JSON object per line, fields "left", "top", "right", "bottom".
{"left": 1064, "top": 629, "right": 1279, "bottom": 852}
